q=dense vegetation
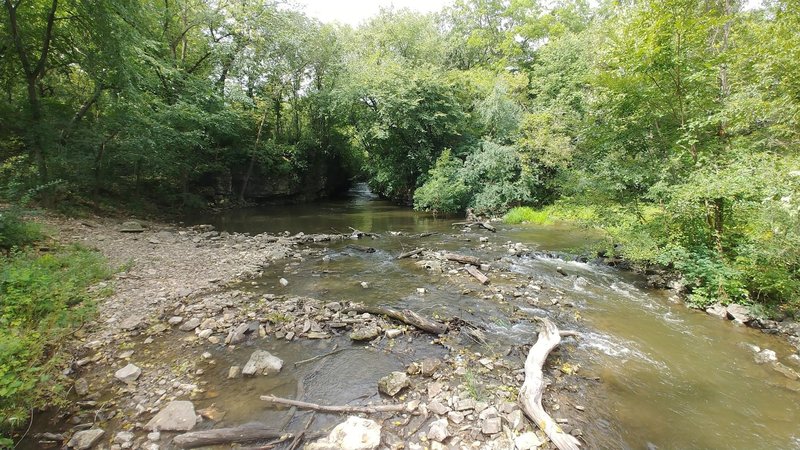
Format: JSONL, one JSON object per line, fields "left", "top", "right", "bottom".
{"left": 2, "top": 0, "right": 799, "bottom": 337}
{"left": 0, "top": 211, "right": 110, "bottom": 444}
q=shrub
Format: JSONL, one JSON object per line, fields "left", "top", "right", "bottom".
{"left": 0, "top": 209, "right": 41, "bottom": 252}
{"left": 503, "top": 207, "right": 552, "bottom": 224}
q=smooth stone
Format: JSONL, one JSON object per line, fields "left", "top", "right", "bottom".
{"left": 145, "top": 401, "right": 197, "bottom": 431}
{"left": 306, "top": 416, "right": 381, "bottom": 450}
{"left": 228, "top": 366, "right": 241, "bottom": 379}
{"left": 179, "top": 318, "right": 201, "bottom": 332}
{"left": 242, "top": 350, "right": 283, "bottom": 376}
{"left": 726, "top": 304, "right": 753, "bottom": 323}
{"left": 74, "top": 378, "right": 89, "bottom": 396}
{"left": 67, "top": 429, "right": 105, "bottom": 449}
{"left": 114, "top": 364, "right": 141, "bottom": 383}
{"left": 350, "top": 325, "right": 380, "bottom": 341}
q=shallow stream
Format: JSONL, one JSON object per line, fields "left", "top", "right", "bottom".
{"left": 188, "top": 184, "right": 800, "bottom": 449}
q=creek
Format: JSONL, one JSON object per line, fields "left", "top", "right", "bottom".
{"left": 191, "top": 184, "right": 800, "bottom": 449}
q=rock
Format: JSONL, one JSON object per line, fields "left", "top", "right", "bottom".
{"left": 771, "top": 361, "right": 800, "bottom": 380}
{"left": 228, "top": 366, "right": 241, "bottom": 379}
{"left": 726, "top": 304, "right": 753, "bottom": 324}
{"left": 114, "top": 364, "right": 141, "bottom": 383}
{"left": 113, "top": 431, "right": 134, "bottom": 445}
{"left": 67, "top": 428, "right": 105, "bottom": 449}
{"left": 427, "top": 418, "right": 450, "bottom": 442}
{"left": 427, "top": 382, "right": 443, "bottom": 398}
{"left": 754, "top": 349, "right": 777, "bottom": 364}
{"left": 514, "top": 432, "right": 543, "bottom": 450}
{"left": 119, "top": 221, "right": 145, "bottom": 233}
{"left": 242, "top": 350, "right": 283, "bottom": 376}
{"left": 705, "top": 304, "right": 727, "bottom": 319}
{"left": 147, "top": 431, "right": 161, "bottom": 441}
{"left": 74, "top": 378, "right": 89, "bottom": 396}
{"left": 428, "top": 401, "right": 450, "bottom": 415}
{"left": 168, "top": 316, "right": 184, "bottom": 325}
{"left": 226, "top": 322, "right": 250, "bottom": 344}
{"left": 306, "top": 416, "right": 381, "bottom": 450}
{"left": 378, "top": 371, "right": 410, "bottom": 397}
{"left": 197, "top": 329, "right": 213, "bottom": 339}
{"left": 279, "top": 278, "right": 289, "bottom": 287}
{"left": 455, "top": 398, "right": 476, "bottom": 411}
{"left": 447, "top": 411, "right": 464, "bottom": 424}
{"left": 420, "top": 358, "right": 442, "bottom": 376}
{"left": 199, "top": 318, "right": 217, "bottom": 330}
{"left": 360, "top": 281, "right": 369, "bottom": 288}
{"left": 179, "top": 318, "right": 201, "bottom": 332}
{"left": 145, "top": 400, "right": 197, "bottom": 431}
{"left": 350, "top": 325, "right": 380, "bottom": 341}
{"left": 385, "top": 329, "right": 403, "bottom": 339}
{"left": 120, "top": 315, "right": 145, "bottom": 331}
{"left": 481, "top": 417, "right": 502, "bottom": 435}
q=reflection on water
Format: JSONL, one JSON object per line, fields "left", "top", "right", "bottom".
{"left": 189, "top": 184, "right": 800, "bottom": 449}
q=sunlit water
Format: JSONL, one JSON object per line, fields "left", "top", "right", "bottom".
{"left": 186, "top": 184, "right": 800, "bottom": 449}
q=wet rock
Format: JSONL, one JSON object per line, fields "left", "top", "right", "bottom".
{"left": 705, "top": 304, "right": 727, "bottom": 319}
{"left": 350, "top": 325, "right": 380, "bottom": 341}
{"left": 74, "top": 378, "right": 89, "bottom": 396}
{"left": 228, "top": 366, "right": 241, "bottom": 379}
{"left": 114, "top": 363, "right": 141, "bottom": 383}
{"left": 242, "top": 350, "right": 283, "bottom": 376}
{"left": 427, "top": 418, "right": 450, "bottom": 442}
{"left": 145, "top": 400, "right": 197, "bottom": 431}
{"left": 306, "top": 416, "right": 381, "bottom": 450}
{"left": 514, "top": 432, "right": 543, "bottom": 450}
{"left": 771, "top": 361, "right": 800, "bottom": 380}
{"left": 67, "top": 428, "right": 105, "bottom": 449}
{"left": 726, "top": 304, "right": 753, "bottom": 324}
{"left": 179, "top": 317, "right": 201, "bottom": 332}
{"left": 754, "top": 349, "right": 777, "bottom": 364}
{"left": 279, "top": 278, "right": 289, "bottom": 287}
{"left": 378, "top": 371, "right": 410, "bottom": 397}
{"left": 226, "top": 322, "right": 249, "bottom": 344}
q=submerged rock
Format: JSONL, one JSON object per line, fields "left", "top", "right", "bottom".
{"left": 350, "top": 325, "right": 380, "bottom": 341}
{"left": 145, "top": 400, "right": 197, "bottom": 431}
{"left": 306, "top": 416, "right": 381, "bottom": 450}
{"left": 378, "top": 371, "right": 410, "bottom": 397}
{"left": 67, "top": 429, "right": 105, "bottom": 449}
{"left": 242, "top": 350, "right": 283, "bottom": 376}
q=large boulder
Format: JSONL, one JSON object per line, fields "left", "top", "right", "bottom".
{"left": 242, "top": 350, "right": 283, "bottom": 376}
{"left": 145, "top": 401, "right": 197, "bottom": 431}
{"left": 726, "top": 304, "right": 753, "bottom": 324}
{"left": 306, "top": 416, "right": 381, "bottom": 450}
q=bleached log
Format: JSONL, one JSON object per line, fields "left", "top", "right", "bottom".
{"left": 465, "top": 265, "right": 490, "bottom": 285}
{"left": 518, "top": 317, "right": 581, "bottom": 450}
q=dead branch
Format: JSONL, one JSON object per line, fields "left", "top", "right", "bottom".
{"left": 518, "top": 317, "right": 581, "bottom": 450}
{"left": 442, "top": 252, "right": 481, "bottom": 266}
{"left": 465, "top": 265, "right": 490, "bottom": 285}
{"left": 347, "top": 304, "right": 448, "bottom": 334}
{"left": 172, "top": 424, "right": 289, "bottom": 449}
{"left": 261, "top": 395, "right": 415, "bottom": 414}
{"left": 397, "top": 248, "right": 424, "bottom": 259}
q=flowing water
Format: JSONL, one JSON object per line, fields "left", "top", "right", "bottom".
{"left": 189, "top": 184, "right": 800, "bottom": 449}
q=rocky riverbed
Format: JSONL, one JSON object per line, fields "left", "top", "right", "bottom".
{"left": 26, "top": 216, "right": 595, "bottom": 450}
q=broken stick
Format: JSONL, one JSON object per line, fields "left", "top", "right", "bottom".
{"left": 442, "top": 252, "right": 481, "bottom": 266}
{"left": 518, "top": 317, "right": 581, "bottom": 450}
{"left": 172, "top": 424, "right": 289, "bottom": 449}
{"left": 261, "top": 395, "right": 416, "bottom": 414}
{"left": 465, "top": 265, "right": 490, "bottom": 285}
{"left": 397, "top": 248, "right": 424, "bottom": 259}
{"left": 347, "top": 304, "right": 448, "bottom": 335}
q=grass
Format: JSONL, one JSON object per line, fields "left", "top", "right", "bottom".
{"left": 0, "top": 213, "right": 111, "bottom": 445}
{"left": 503, "top": 203, "right": 600, "bottom": 225}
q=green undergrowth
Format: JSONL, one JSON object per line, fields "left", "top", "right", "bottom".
{"left": 0, "top": 212, "right": 111, "bottom": 444}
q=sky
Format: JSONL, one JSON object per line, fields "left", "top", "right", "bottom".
{"left": 298, "top": 0, "right": 451, "bottom": 26}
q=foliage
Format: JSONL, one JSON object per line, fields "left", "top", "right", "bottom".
{"left": 0, "top": 242, "right": 110, "bottom": 438}
{"left": 413, "top": 150, "right": 470, "bottom": 214}
{"left": 503, "top": 207, "right": 552, "bottom": 225}
{"left": 0, "top": 209, "right": 41, "bottom": 251}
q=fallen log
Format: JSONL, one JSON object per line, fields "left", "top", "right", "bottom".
{"left": 519, "top": 317, "right": 581, "bottom": 450}
{"left": 465, "top": 265, "right": 490, "bottom": 285}
{"left": 347, "top": 304, "right": 448, "bottom": 334}
{"left": 349, "top": 227, "right": 380, "bottom": 239}
{"left": 451, "top": 221, "right": 496, "bottom": 232}
{"left": 442, "top": 252, "right": 481, "bottom": 266}
{"left": 397, "top": 248, "right": 424, "bottom": 259}
{"left": 261, "top": 395, "right": 415, "bottom": 414}
{"left": 172, "top": 424, "right": 289, "bottom": 449}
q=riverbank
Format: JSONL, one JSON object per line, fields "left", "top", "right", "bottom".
{"left": 17, "top": 214, "right": 590, "bottom": 449}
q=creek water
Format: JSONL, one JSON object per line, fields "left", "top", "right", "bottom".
{"left": 191, "top": 184, "right": 800, "bottom": 449}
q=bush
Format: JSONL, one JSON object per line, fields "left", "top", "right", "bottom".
{"left": 413, "top": 150, "right": 470, "bottom": 214}
{"left": 0, "top": 209, "right": 41, "bottom": 252}
{"left": 0, "top": 244, "right": 110, "bottom": 439}
{"left": 503, "top": 207, "right": 552, "bottom": 224}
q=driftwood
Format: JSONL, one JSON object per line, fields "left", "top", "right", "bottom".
{"left": 261, "top": 395, "right": 415, "bottom": 414}
{"left": 397, "top": 248, "right": 424, "bottom": 259}
{"left": 347, "top": 304, "right": 448, "bottom": 334}
{"left": 451, "top": 221, "right": 497, "bottom": 232}
{"left": 349, "top": 227, "right": 380, "bottom": 239}
{"left": 465, "top": 265, "right": 490, "bottom": 285}
{"left": 519, "top": 318, "right": 581, "bottom": 450}
{"left": 442, "top": 252, "right": 481, "bottom": 266}
{"left": 172, "top": 424, "right": 289, "bottom": 449}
